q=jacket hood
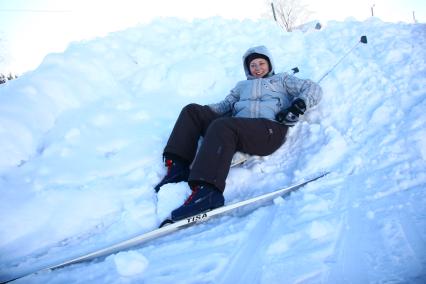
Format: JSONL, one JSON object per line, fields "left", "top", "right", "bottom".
{"left": 242, "top": 45, "right": 275, "bottom": 79}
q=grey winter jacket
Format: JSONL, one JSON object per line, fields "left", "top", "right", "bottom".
{"left": 209, "top": 46, "right": 322, "bottom": 121}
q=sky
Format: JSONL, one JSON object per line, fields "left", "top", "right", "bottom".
{"left": 0, "top": 0, "right": 425, "bottom": 75}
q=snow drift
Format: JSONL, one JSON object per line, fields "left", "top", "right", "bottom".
{"left": 0, "top": 17, "right": 425, "bottom": 283}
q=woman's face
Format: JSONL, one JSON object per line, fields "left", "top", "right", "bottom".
{"left": 249, "top": 58, "right": 270, "bottom": 78}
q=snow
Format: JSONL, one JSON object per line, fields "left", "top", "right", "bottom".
{"left": 1, "top": 17, "right": 426, "bottom": 283}
{"left": 113, "top": 251, "right": 149, "bottom": 277}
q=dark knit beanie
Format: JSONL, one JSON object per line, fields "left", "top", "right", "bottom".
{"left": 245, "top": 53, "right": 272, "bottom": 72}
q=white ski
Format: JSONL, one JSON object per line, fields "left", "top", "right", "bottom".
{"left": 1, "top": 172, "right": 328, "bottom": 283}
{"left": 230, "top": 151, "right": 252, "bottom": 167}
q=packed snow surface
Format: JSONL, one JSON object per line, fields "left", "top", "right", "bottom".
{"left": 1, "top": 17, "right": 425, "bottom": 283}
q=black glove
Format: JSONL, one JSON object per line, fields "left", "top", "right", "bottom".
{"left": 275, "top": 98, "right": 306, "bottom": 126}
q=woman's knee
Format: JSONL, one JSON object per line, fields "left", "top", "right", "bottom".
{"left": 182, "top": 103, "right": 203, "bottom": 114}
{"left": 209, "top": 117, "right": 234, "bottom": 132}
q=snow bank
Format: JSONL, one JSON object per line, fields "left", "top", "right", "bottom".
{"left": 0, "top": 17, "right": 425, "bottom": 283}
{"left": 113, "top": 251, "right": 149, "bottom": 277}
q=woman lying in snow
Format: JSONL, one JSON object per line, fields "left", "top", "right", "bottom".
{"left": 155, "top": 45, "right": 322, "bottom": 221}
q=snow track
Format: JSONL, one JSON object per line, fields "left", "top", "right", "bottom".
{"left": 328, "top": 172, "right": 426, "bottom": 283}
{"left": 219, "top": 208, "right": 276, "bottom": 284}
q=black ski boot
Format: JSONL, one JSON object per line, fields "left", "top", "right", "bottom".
{"left": 155, "top": 155, "right": 190, "bottom": 192}
{"left": 171, "top": 183, "right": 224, "bottom": 221}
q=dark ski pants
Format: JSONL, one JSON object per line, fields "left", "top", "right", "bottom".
{"left": 163, "top": 104, "right": 288, "bottom": 192}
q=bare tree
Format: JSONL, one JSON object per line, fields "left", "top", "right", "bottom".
{"left": 0, "top": 73, "right": 6, "bottom": 85}
{"left": 270, "top": 0, "right": 312, "bottom": 32}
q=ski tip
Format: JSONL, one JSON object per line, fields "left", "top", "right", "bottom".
{"left": 159, "top": 219, "right": 174, "bottom": 228}
{"left": 316, "top": 171, "right": 331, "bottom": 180}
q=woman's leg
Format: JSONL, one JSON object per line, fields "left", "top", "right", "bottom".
{"left": 163, "top": 103, "right": 220, "bottom": 163}
{"left": 155, "top": 104, "right": 221, "bottom": 192}
{"left": 189, "top": 118, "right": 288, "bottom": 191}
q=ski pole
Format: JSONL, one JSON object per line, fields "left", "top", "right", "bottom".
{"left": 317, "top": 35, "right": 367, "bottom": 84}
